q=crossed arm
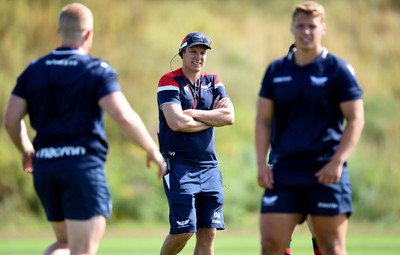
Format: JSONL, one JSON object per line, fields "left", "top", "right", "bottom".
{"left": 162, "top": 95, "right": 235, "bottom": 133}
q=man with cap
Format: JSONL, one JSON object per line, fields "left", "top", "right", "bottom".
{"left": 157, "top": 31, "right": 235, "bottom": 255}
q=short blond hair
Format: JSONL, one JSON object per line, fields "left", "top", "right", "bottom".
{"left": 292, "top": 1, "right": 325, "bottom": 23}
{"left": 59, "top": 3, "right": 93, "bottom": 40}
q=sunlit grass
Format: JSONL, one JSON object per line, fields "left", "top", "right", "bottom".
{"left": 0, "top": 227, "right": 399, "bottom": 255}
{"left": 0, "top": 0, "right": 400, "bottom": 230}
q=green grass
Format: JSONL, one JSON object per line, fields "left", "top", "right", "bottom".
{"left": 0, "top": 225, "right": 399, "bottom": 255}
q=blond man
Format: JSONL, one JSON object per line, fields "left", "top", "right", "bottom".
{"left": 4, "top": 3, "right": 166, "bottom": 254}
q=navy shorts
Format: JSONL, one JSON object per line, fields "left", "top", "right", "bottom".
{"left": 163, "top": 160, "right": 224, "bottom": 234}
{"left": 33, "top": 167, "right": 112, "bottom": 221}
{"left": 260, "top": 182, "right": 352, "bottom": 217}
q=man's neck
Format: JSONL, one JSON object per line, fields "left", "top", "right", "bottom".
{"left": 294, "top": 46, "right": 323, "bottom": 66}
{"left": 60, "top": 40, "right": 87, "bottom": 53}
{"left": 182, "top": 67, "right": 200, "bottom": 83}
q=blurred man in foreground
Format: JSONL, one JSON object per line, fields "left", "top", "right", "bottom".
{"left": 4, "top": 3, "right": 166, "bottom": 254}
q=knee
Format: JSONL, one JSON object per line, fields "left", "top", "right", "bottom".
{"left": 261, "top": 236, "right": 285, "bottom": 254}
{"left": 196, "top": 228, "right": 216, "bottom": 243}
{"left": 183, "top": 232, "right": 195, "bottom": 240}
{"left": 44, "top": 240, "right": 69, "bottom": 255}
{"left": 56, "top": 239, "right": 69, "bottom": 247}
{"left": 173, "top": 232, "right": 194, "bottom": 244}
{"left": 321, "top": 241, "right": 345, "bottom": 255}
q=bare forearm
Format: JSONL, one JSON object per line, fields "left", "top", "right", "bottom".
{"left": 333, "top": 99, "right": 365, "bottom": 163}
{"left": 255, "top": 118, "right": 271, "bottom": 167}
{"left": 184, "top": 108, "right": 234, "bottom": 127}
{"left": 5, "top": 120, "right": 34, "bottom": 155}
{"left": 331, "top": 118, "right": 364, "bottom": 163}
{"left": 118, "top": 110, "right": 159, "bottom": 153}
{"left": 168, "top": 114, "right": 211, "bottom": 132}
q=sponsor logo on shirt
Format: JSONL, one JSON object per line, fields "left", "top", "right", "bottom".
{"left": 201, "top": 82, "right": 213, "bottom": 91}
{"left": 317, "top": 202, "right": 338, "bottom": 209}
{"left": 310, "top": 76, "right": 328, "bottom": 86}
{"left": 273, "top": 76, "right": 292, "bottom": 83}
{"left": 36, "top": 146, "right": 86, "bottom": 159}
{"left": 45, "top": 59, "right": 79, "bottom": 66}
{"left": 262, "top": 195, "right": 278, "bottom": 206}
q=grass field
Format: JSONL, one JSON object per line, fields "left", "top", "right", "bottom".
{"left": 0, "top": 223, "right": 399, "bottom": 255}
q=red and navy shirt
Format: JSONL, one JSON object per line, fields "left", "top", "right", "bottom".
{"left": 157, "top": 68, "right": 228, "bottom": 167}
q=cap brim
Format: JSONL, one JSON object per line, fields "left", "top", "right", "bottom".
{"left": 187, "top": 42, "right": 211, "bottom": 49}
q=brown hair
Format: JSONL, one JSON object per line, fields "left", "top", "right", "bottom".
{"left": 292, "top": 1, "right": 325, "bottom": 23}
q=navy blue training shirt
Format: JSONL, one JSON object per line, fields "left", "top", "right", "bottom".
{"left": 12, "top": 48, "right": 120, "bottom": 172}
{"left": 259, "top": 47, "right": 363, "bottom": 184}
{"left": 157, "top": 68, "right": 228, "bottom": 167}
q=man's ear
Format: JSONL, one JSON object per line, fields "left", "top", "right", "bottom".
{"left": 83, "top": 29, "right": 93, "bottom": 41}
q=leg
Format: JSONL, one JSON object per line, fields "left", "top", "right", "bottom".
{"left": 66, "top": 215, "right": 106, "bottom": 255}
{"left": 160, "top": 232, "right": 194, "bottom": 255}
{"left": 284, "top": 240, "right": 291, "bottom": 255}
{"left": 44, "top": 221, "right": 70, "bottom": 255}
{"left": 194, "top": 228, "right": 216, "bottom": 255}
{"left": 307, "top": 218, "right": 322, "bottom": 255}
{"left": 309, "top": 214, "right": 348, "bottom": 255}
{"left": 260, "top": 213, "right": 302, "bottom": 255}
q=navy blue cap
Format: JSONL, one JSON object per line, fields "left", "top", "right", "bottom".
{"left": 179, "top": 32, "right": 212, "bottom": 50}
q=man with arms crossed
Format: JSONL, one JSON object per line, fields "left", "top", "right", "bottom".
{"left": 4, "top": 3, "right": 166, "bottom": 255}
{"left": 157, "top": 32, "right": 234, "bottom": 255}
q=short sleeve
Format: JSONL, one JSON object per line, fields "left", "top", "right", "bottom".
{"left": 93, "top": 61, "right": 121, "bottom": 101}
{"left": 157, "top": 74, "right": 180, "bottom": 109}
{"left": 336, "top": 62, "right": 363, "bottom": 102}
{"left": 259, "top": 64, "right": 275, "bottom": 100}
{"left": 12, "top": 62, "right": 33, "bottom": 99}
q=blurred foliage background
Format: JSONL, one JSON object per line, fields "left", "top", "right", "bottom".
{"left": 1, "top": 0, "right": 400, "bottom": 231}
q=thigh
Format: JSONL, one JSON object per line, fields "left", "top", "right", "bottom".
{"left": 164, "top": 161, "right": 200, "bottom": 234}
{"left": 33, "top": 172, "right": 64, "bottom": 221}
{"left": 66, "top": 215, "right": 106, "bottom": 254}
{"left": 260, "top": 184, "right": 306, "bottom": 252}
{"left": 307, "top": 182, "right": 352, "bottom": 216}
{"left": 309, "top": 214, "right": 348, "bottom": 255}
{"left": 50, "top": 221, "right": 68, "bottom": 241}
{"left": 260, "top": 213, "right": 302, "bottom": 253}
{"left": 260, "top": 183, "right": 307, "bottom": 215}
{"left": 196, "top": 167, "right": 224, "bottom": 230}
{"left": 62, "top": 167, "right": 111, "bottom": 220}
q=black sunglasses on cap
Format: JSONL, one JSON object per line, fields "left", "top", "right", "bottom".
{"left": 179, "top": 32, "right": 212, "bottom": 50}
